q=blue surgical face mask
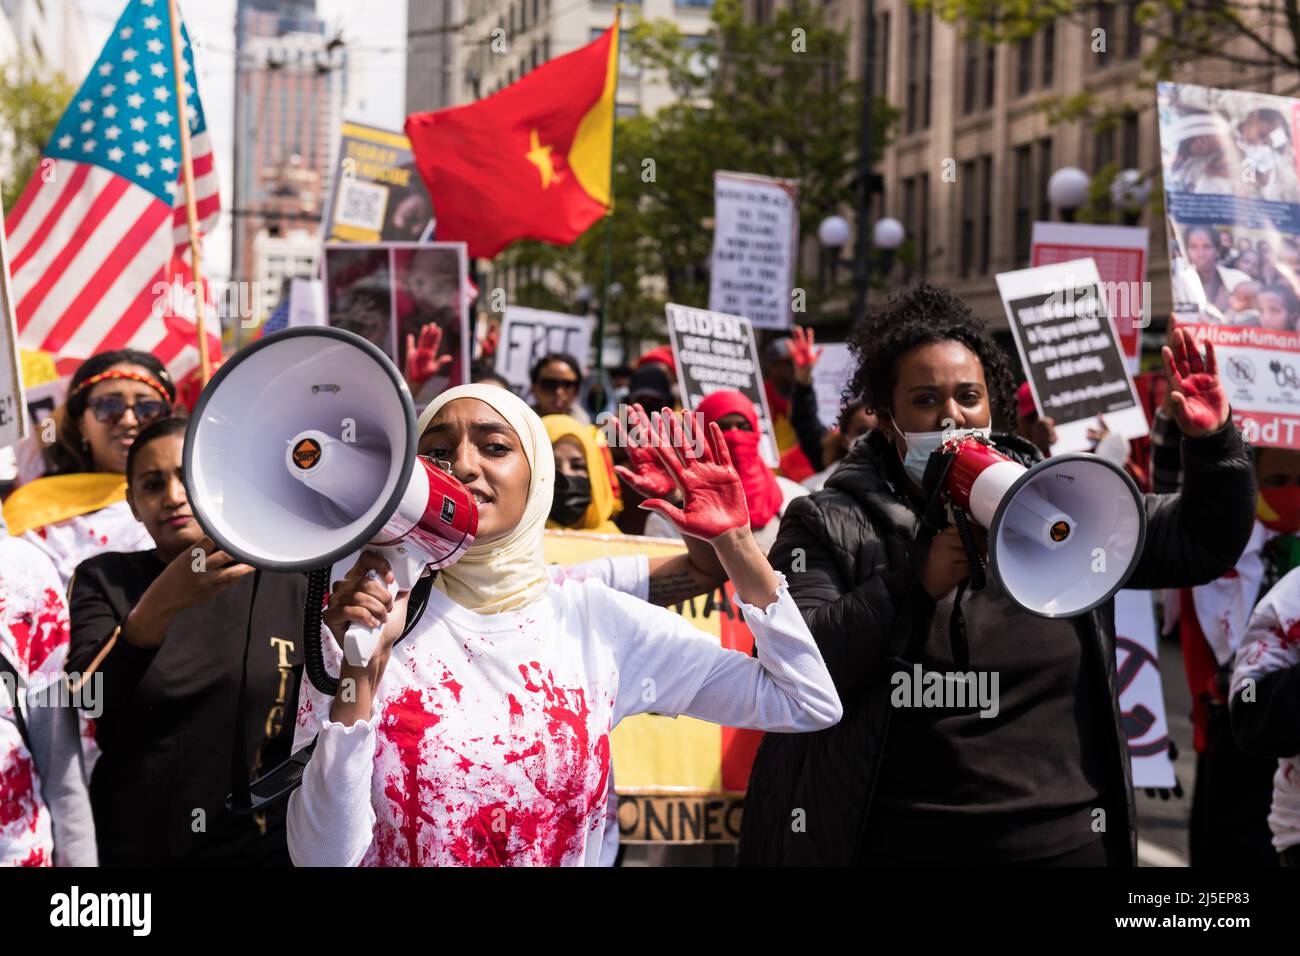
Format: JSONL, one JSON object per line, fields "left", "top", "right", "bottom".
{"left": 897, "top": 425, "right": 992, "bottom": 486}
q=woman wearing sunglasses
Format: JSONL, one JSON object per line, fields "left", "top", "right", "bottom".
{"left": 529, "top": 353, "right": 589, "bottom": 424}
{"left": 3, "top": 350, "right": 176, "bottom": 589}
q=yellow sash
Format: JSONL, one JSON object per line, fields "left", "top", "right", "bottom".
{"left": 3, "top": 473, "right": 129, "bottom": 537}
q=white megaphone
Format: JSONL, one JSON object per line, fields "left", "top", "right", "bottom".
{"left": 183, "top": 327, "right": 478, "bottom": 671}
{"left": 940, "top": 433, "right": 1146, "bottom": 617}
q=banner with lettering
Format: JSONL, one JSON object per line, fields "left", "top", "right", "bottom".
{"left": 996, "top": 258, "right": 1148, "bottom": 452}
{"left": 708, "top": 171, "right": 799, "bottom": 331}
{"left": 324, "top": 121, "right": 435, "bottom": 244}
{"left": 1157, "top": 81, "right": 1300, "bottom": 447}
{"left": 543, "top": 530, "right": 761, "bottom": 844}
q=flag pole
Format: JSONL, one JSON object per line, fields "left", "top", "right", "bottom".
{"left": 166, "top": 0, "right": 211, "bottom": 385}
{"left": 595, "top": 6, "right": 622, "bottom": 379}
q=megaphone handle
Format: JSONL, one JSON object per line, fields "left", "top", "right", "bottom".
{"left": 343, "top": 570, "right": 401, "bottom": 668}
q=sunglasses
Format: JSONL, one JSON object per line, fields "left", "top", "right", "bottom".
{"left": 86, "top": 395, "right": 171, "bottom": 425}
{"left": 537, "top": 376, "right": 580, "bottom": 393}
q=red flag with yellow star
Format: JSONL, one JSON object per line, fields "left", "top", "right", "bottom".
{"left": 404, "top": 21, "right": 618, "bottom": 259}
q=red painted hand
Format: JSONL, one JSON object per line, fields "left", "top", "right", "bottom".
{"left": 405, "top": 323, "right": 453, "bottom": 389}
{"left": 789, "top": 325, "right": 824, "bottom": 387}
{"left": 1162, "top": 327, "right": 1229, "bottom": 437}
{"left": 613, "top": 403, "right": 678, "bottom": 499}
{"left": 640, "top": 410, "right": 750, "bottom": 540}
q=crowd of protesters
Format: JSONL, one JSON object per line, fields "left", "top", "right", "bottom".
{"left": 1, "top": 282, "right": 1297, "bottom": 868}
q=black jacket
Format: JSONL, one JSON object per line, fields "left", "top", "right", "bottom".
{"left": 739, "top": 424, "right": 1256, "bottom": 865}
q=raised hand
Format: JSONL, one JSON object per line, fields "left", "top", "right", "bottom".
{"left": 613, "top": 403, "right": 678, "bottom": 499}
{"left": 640, "top": 409, "right": 750, "bottom": 541}
{"left": 405, "top": 322, "right": 453, "bottom": 390}
{"left": 1162, "top": 326, "right": 1229, "bottom": 437}
{"left": 789, "top": 325, "right": 824, "bottom": 387}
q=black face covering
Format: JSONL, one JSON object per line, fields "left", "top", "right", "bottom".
{"left": 550, "top": 472, "right": 593, "bottom": 526}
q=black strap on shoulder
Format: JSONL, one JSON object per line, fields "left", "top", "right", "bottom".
{"left": 0, "top": 652, "right": 32, "bottom": 755}
{"left": 226, "top": 571, "right": 437, "bottom": 815}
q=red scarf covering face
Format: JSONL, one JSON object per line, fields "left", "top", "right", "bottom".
{"left": 697, "top": 390, "right": 783, "bottom": 530}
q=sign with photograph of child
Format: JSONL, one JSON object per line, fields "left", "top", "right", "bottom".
{"left": 1158, "top": 81, "right": 1300, "bottom": 447}
{"left": 322, "top": 242, "right": 471, "bottom": 406}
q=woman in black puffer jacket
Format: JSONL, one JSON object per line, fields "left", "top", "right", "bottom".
{"left": 739, "top": 284, "right": 1256, "bottom": 866}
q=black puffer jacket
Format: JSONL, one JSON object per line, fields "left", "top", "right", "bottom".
{"left": 739, "top": 424, "right": 1256, "bottom": 866}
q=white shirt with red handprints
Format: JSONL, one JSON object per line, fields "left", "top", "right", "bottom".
{"left": 1232, "top": 569, "right": 1300, "bottom": 852}
{"left": 0, "top": 537, "right": 72, "bottom": 867}
{"left": 287, "top": 570, "right": 840, "bottom": 867}
{"left": 21, "top": 500, "right": 154, "bottom": 592}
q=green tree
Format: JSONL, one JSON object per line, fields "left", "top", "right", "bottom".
{"left": 498, "top": 0, "right": 897, "bottom": 359}
{"left": 0, "top": 60, "right": 76, "bottom": 212}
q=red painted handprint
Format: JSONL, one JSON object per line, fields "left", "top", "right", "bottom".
{"left": 405, "top": 322, "right": 453, "bottom": 391}
{"left": 1162, "top": 326, "right": 1228, "bottom": 437}
{"left": 613, "top": 403, "right": 678, "bottom": 499}
{"left": 789, "top": 325, "right": 824, "bottom": 387}
{"left": 640, "top": 409, "right": 750, "bottom": 541}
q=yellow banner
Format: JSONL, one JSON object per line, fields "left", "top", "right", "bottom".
{"left": 543, "top": 530, "right": 761, "bottom": 843}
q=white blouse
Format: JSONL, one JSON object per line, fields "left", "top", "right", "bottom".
{"left": 287, "top": 572, "right": 840, "bottom": 867}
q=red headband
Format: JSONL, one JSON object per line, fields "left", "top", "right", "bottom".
{"left": 72, "top": 369, "right": 171, "bottom": 402}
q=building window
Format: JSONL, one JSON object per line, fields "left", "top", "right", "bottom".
{"left": 1122, "top": 110, "right": 1140, "bottom": 169}
{"left": 962, "top": 40, "right": 979, "bottom": 115}
{"left": 904, "top": 10, "right": 931, "bottom": 132}
{"left": 902, "top": 176, "right": 917, "bottom": 280}
{"left": 917, "top": 172, "right": 929, "bottom": 279}
{"left": 1016, "top": 36, "right": 1033, "bottom": 95}
{"left": 979, "top": 155, "right": 993, "bottom": 274}
{"left": 1037, "top": 136, "right": 1053, "bottom": 217}
{"left": 960, "top": 159, "right": 977, "bottom": 278}
{"left": 1041, "top": 22, "right": 1055, "bottom": 86}
{"left": 983, "top": 45, "right": 996, "bottom": 108}
{"left": 1014, "top": 145, "right": 1033, "bottom": 264}
{"left": 922, "top": 13, "right": 932, "bottom": 127}
{"left": 1095, "top": 125, "right": 1116, "bottom": 171}
{"left": 877, "top": 12, "right": 890, "bottom": 95}
{"left": 1096, "top": 4, "right": 1115, "bottom": 68}
{"left": 1124, "top": 1, "right": 1142, "bottom": 58}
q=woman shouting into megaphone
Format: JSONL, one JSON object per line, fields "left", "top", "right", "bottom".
{"left": 739, "top": 283, "right": 1258, "bottom": 867}
{"left": 286, "top": 385, "right": 842, "bottom": 867}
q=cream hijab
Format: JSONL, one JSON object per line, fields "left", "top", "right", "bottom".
{"left": 416, "top": 384, "right": 554, "bottom": 614}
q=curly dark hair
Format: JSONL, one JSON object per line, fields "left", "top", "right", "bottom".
{"left": 844, "top": 282, "right": 1018, "bottom": 429}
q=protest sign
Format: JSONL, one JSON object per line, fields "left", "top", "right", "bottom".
{"left": 996, "top": 259, "right": 1148, "bottom": 453}
{"left": 322, "top": 242, "right": 470, "bottom": 402}
{"left": 811, "top": 341, "right": 854, "bottom": 429}
{"left": 0, "top": 191, "right": 25, "bottom": 450}
{"left": 543, "top": 530, "right": 759, "bottom": 843}
{"left": 1114, "top": 590, "right": 1177, "bottom": 789}
{"left": 665, "top": 302, "right": 778, "bottom": 466}
{"left": 1031, "top": 222, "right": 1149, "bottom": 372}
{"left": 1157, "top": 81, "right": 1300, "bottom": 447}
{"left": 494, "top": 307, "right": 595, "bottom": 392}
{"left": 708, "top": 171, "right": 799, "bottom": 331}
{"left": 324, "top": 121, "right": 434, "bottom": 244}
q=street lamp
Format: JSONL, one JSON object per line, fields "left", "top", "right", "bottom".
{"left": 1048, "top": 166, "right": 1091, "bottom": 222}
{"left": 819, "top": 215, "right": 905, "bottom": 286}
{"left": 818, "top": 215, "right": 851, "bottom": 249}
{"left": 1110, "top": 168, "right": 1152, "bottom": 226}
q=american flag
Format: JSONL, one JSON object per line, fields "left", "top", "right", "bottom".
{"left": 5, "top": 0, "right": 221, "bottom": 381}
